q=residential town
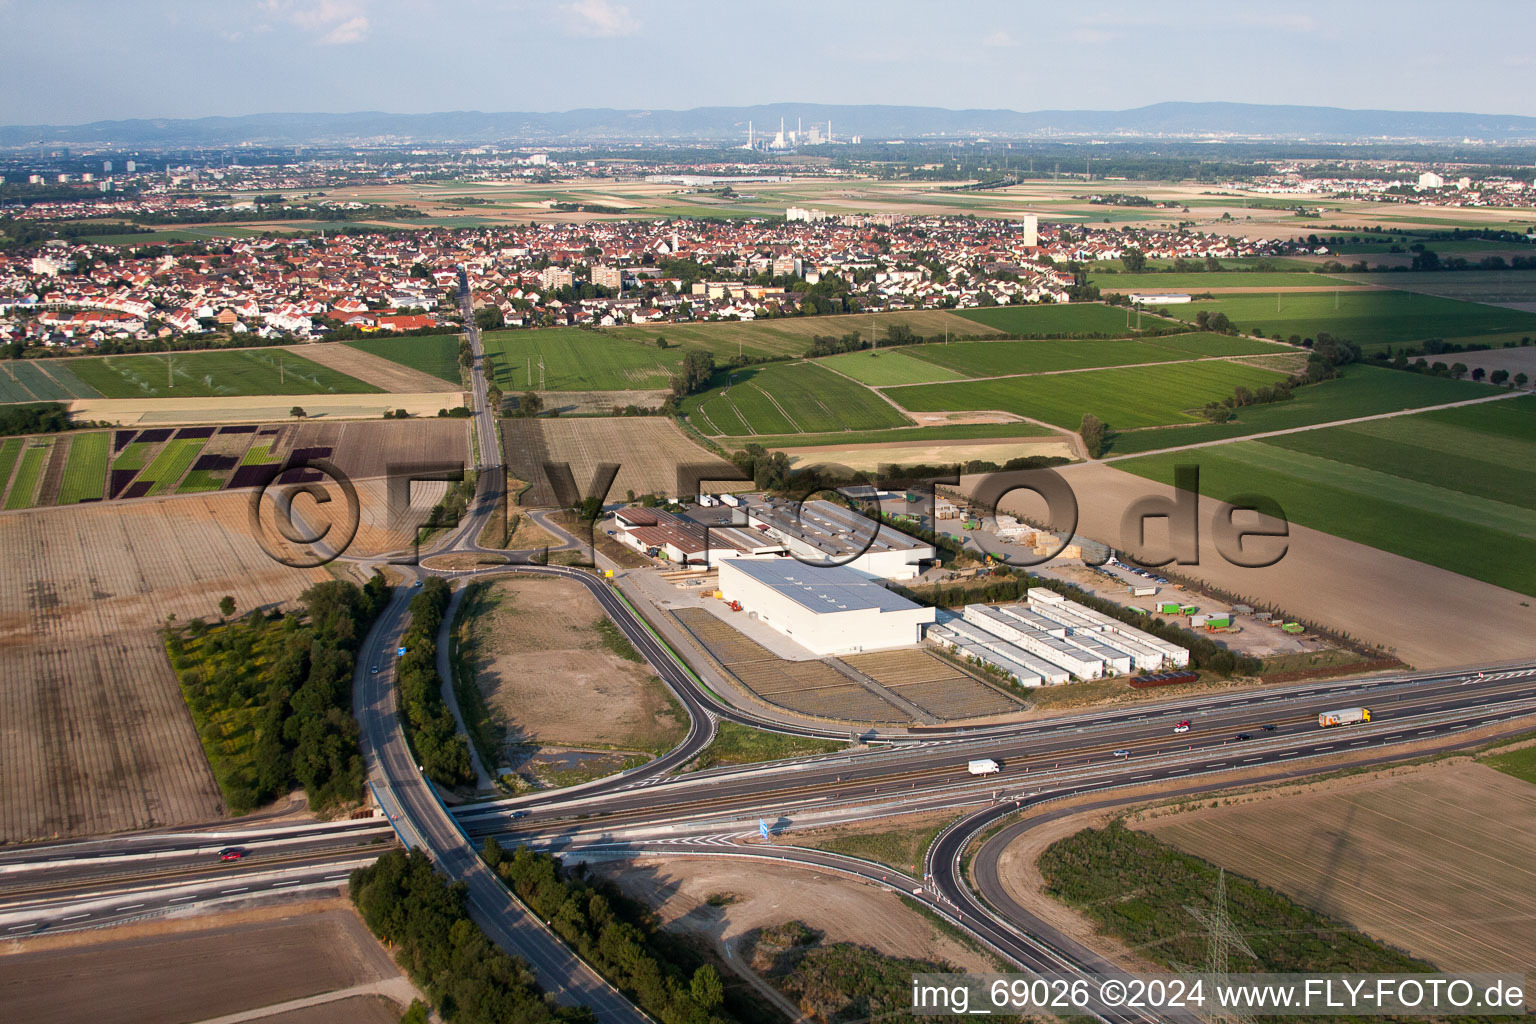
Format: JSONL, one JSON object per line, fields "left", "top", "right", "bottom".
{"left": 0, "top": 212, "right": 1298, "bottom": 349}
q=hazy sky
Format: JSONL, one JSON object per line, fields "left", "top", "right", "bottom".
{"left": 3, "top": 0, "right": 1534, "bottom": 125}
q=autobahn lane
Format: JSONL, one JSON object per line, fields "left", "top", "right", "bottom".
{"left": 0, "top": 851, "right": 382, "bottom": 936}
{"left": 474, "top": 690, "right": 1536, "bottom": 858}
{"left": 355, "top": 568, "right": 648, "bottom": 1023}
{"left": 458, "top": 673, "right": 1536, "bottom": 837}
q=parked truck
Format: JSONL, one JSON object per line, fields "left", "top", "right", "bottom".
{"left": 967, "top": 758, "right": 1001, "bottom": 776}
{"left": 1318, "top": 707, "right": 1371, "bottom": 728}
{"left": 1129, "top": 585, "right": 1157, "bottom": 597}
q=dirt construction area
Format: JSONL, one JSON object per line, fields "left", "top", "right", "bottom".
{"left": 457, "top": 576, "right": 684, "bottom": 757}
{"left": 973, "top": 461, "right": 1536, "bottom": 669}
{"left": 1136, "top": 757, "right": 1536, "bottom": 975}
{"left": 503, "top": 416, "right": 733, "bottom": 506}
{"left": 0, "top": 900, "right": 414, "bottom": 1024}
{"left": 586, "top": 856, "right": 994, "bottom": 973}
{"left": 0, "top": 494, "right": 328, "bottom": 842}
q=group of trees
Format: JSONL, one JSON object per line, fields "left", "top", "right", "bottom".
{"left": 1191, "top": 309, "right": 1236, "bottom": 333}
{"left": 485, "top": 841, "right": 733, "bottom": 1024}
{"left": 395, "top": 578, "right": 476, "bottom": 788}
{"left": 1078, "top": 414, "right": 1106, "bottom": 458}
{"left": 165, "top": 577, "right": 390, "bottom": 813}
{"left": 804, "top": 323, "right": 934, "bottom": 358}
{"left": 1201, "top": 334, "right": 1360, "bottom": 424}
{"left": 0, "top": 402, "right": 91, "bottom": 437}
{"left": 669, "top": 350, "right": 715, "bottom": 401}
{"left": 350, "top": 850, "right": 577, "bottom": 1024}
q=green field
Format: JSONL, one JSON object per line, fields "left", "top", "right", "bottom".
{"left": 0, "top": 438, "right": 22, "bottom": 496}
{"left": 346, "top": 334, "right": 462, "bottom": 384}
{"left": 139, "top": 438, "right": 207, "bottom": 496}
{"left": 607, "top": 308, "right": 988, "bottom": 359}
{"left": 819, "top": 348, "right": 965, "bottom": 386}
{"left": 56, "top": 431, "right": 108, "bottom": 503}
{"left": 65, "top": 350, "right": 381, "bottom": 398}
{"left": 858, "top": 332, "right": 1284, "bottom": 380}
{"left": 956, "top": 303, "right": 1159, "bottom": 336}
{"left": 1104, "top": 365, "right": 1498, "bottom": 455}
{"left": 683, "top": 361, "right": 912, "bottom": 436}
{"left": 1118, "top": 396, "right": 1536, "bottom": 594}
{"left": 4, "top": 441, "right": 49, "bottom": 510}
{"left": 1158, "top": 290, "right": 1536, "bottom": 353}
{"left": 732, "top": 421, "right": 1072, "bottom": 449}
{"left": 1323, "top": 269, "right": 1536, "bottom": 306}
{"left": 888, "top": 360, "right": 1287, "bottom": 430}
{"left": 0, "top": 360, "right": 102, "bottom": 403}
{"left": 481, "top": 327, "right": 684, "bottom": 390}
{"left": 1091, "top": 271, "right": 1330, "bottom": 290}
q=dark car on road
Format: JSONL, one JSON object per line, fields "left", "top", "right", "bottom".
{"left": 1234, "top": 733, "right": 1252, "bottom": 741}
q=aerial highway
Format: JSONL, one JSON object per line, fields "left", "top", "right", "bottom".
{"left": 5, "top": 270, "right": 1533, "bottom": 1022}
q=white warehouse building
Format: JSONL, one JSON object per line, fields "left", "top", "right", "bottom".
{"left": 717, "top": 557, "right": 936, "bottom": 656}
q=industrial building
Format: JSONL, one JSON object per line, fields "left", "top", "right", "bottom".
{"left": 926, "top": 590, "right": 1190, "bottom": 686}
{"left": 612, "top": 507, "right": 780, "bottom": 566}
{"left": 716, "top": 557, "right": 936, "bottom": 657}
{"left": 740, "top": 497, "right": 933, "bottom": 580}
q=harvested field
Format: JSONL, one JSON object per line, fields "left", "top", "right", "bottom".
{"left": 778, "top": 437, "right": 1075, "bottom": 472}
{"left": 68, "top": 391, "right": 466, "bottom": 426}
{"left": 502, "top": 416, "right": 730, "bottom": 507}
{"left": 458, "top": 577, "right": 686, "bottom": 761}
{"left": 586, "top": 857, "right": 994, "bottom": 973}
{"left": 287, "top": 342, "right": 452, "bottom": 393}
{"left": 972, "top": 461, "right": 1536, "bottom": 669}
{"left": 0, "top": 494, "right": 328, "bottom": 841}
{"left": 673, "top": 608, "right": 913, "bottom": 723}
{"left": 0, "top": 901, "right": 411, "bottom": 1024}
{"left": 1137, "top": 759, "right": 1536, "bottom": 974}
{"left": 841, "top": 649, "right": 1024, "bottom": 720}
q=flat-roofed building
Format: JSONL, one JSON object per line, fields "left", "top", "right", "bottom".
{"left": 717, "top": 557, "right": 935, "bottom": 656}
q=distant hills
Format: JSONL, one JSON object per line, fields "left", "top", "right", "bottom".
{"left": 6, "top": 102, "right": 1536, "bottom": 148}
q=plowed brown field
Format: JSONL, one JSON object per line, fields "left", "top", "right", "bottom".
{"left": 0, "top": 494, "right": 328, "bottom": 841}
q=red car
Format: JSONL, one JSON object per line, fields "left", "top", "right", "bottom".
{"left": 218, "top": 847, "right": 246, "bottom": 861}
{"left": 1173, "top": 720, "right": 1192, "bottom": 734}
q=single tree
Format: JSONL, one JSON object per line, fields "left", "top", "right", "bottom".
{"left": 218, "top": 595, "right": 236, "bottom": 620}
{"left": 1079, "top": 413, "right": 1106, "bottom": 459}
{"left": 1489, "top": 368, "right": 1508, "bottom": 386}
{"left": 289, "top": 406, "right": 306, "bottom": 420}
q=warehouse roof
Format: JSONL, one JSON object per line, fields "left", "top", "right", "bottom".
{"left": 721, "top": 557, "right": 922, "bottom": 615}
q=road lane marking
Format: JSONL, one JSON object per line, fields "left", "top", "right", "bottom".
{"left": 221, "top": 887, "right": 249, "bottom": 894}
{"left": 61, "top": 913, "right": 90, "bottom": 921}
{"left": 118, "top": 903, "right": 143, "bottom": 910}
{"left": 169, "top": 895, "right": 195, "bottom": 902}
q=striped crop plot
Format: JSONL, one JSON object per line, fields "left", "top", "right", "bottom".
{"left": 0, "top": 360, "right": 102, "bottom": 403}
{"left": 3, "top": 438, "right": 53, "bottom": 510}
{"left": 56, "top": 431, "right": 109, "bottom": 504}
{"left": 887, "top": 359, "right": 1288, "bottom": 430}
{"left": 139, "top": 438, "right": 208, "bottom": 496}
{"left": 63, "top": 349, "right": 381, "bottom": 398}
{"left": 682, "top": 361, "right": 911, "bottom": 437}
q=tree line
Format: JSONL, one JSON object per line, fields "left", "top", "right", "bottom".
{"left": 350, "top": 849, "right": 587, "bottom": 1024}
{"left": 164, "top": 577, "right": 390, "bottom": 813}
{"left": 485, "top": 841, "right": 734, "bottom": 1024}
{"left": 396, "top": 577, "right": 476, "bottom": 788}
